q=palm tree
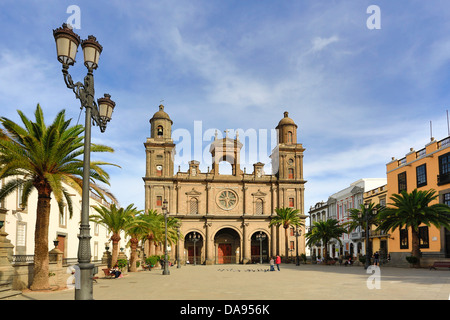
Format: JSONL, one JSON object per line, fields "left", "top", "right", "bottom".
{"left": 124, "top": 212, "right": 152, "bottom": 272}
{"left": 346, "top": 202, "right": 381, "bottom": 233}
{"left": 0, "top": 105, "right": 117, "bottom": 290}
{"left": 305, "top": 219, "right": 347, "bottom": 262}
{"left": 269, "top": 207, "right": 304, "bottom": 261}
{"left": 346, "top": 202, "right": 382, "bottom": 260}
{"left": 90, "top": 203, "right": 141, "bottom": 268}
{"left": 141, "top": 209, "right": 181, "bottom": 258}
{"left": 377, "top": 189, "right": 450, "bottom": 266}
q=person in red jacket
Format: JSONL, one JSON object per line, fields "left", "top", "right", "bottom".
{"left": 275, "top": 255, "right": 281, "bottom": 271}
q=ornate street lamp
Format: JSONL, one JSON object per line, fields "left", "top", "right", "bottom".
{"left": 188, "top": 232, "right": 201, "bottom": 266}
{"left": 255, "top": 232, "right": 267, "bottom": 264}
{"left": 162, "top": 199, "right": 170, "bottom": 275}
{"left": 293, "top": 226, "right": 302, "bottom": 266}
{"left": 176, "top": 224, "right": 181, "bottom": 269}
{"left": 53, "top": 23, "right": 116, "bottom": 300}
{"left": 364, "top": 203, "right": 371, "bottom": 269}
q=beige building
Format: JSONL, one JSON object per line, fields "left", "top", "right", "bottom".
{"left": 143, "top": 106, "right": 307, "bottom": 264}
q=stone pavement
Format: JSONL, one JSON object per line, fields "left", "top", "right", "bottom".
{"left": 5, "top": 263, "right": 450, "bottom": 301}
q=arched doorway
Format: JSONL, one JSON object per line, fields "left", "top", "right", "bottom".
{"left": 250, "top": 231, "right": 269, "bottom": 263}
{"left": 185, "top": 231, "right": 204, "bottom": 265}
{"left": 214, "top": 228, "right": 241, "bottom": 264}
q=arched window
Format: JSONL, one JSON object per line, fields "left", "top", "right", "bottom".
{"left": 287, "top": 131, "right": 293, "bottom": 143}
{"left": 157, "top": 125, "right": 163, "bottom": 137}
{"left": 288, "top": 168, "right": 294, "bottom": 179}
{"left": 190, "top": 198, "right": 198, "bottom": 214}
{"left": 255, "top": 198, "right": 263, "bottom": 215}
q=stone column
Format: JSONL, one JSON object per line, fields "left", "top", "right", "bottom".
{"left": 0, "top": 222, "right": 15, "bottom": 294}
{"left": 242, "top": 221, "right": 250, "bottom": 264}
{"left": 204, "top": 221, "right": 214, "bottom": 265}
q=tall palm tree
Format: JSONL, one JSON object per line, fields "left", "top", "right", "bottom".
{"left": 124, "top": 212, "right": 150, "bottom": 272}
{"left": 346, "top": 202, "right": 381, "bottom": 233}
{"left": 0, "top": 105, "right": 117, "bottom": 290}
{"left": 90, "top": 203, "right": 141, "bottom": 268}
{"left": 269, "top": 207, "right": 304, "bottom": 260}
{"left": 305, "top": 219, "right": 347, "bottom": 261}
{"left": 142, "top": 209, "right": 181, "bottom": 258}
{"left": 377, "top": 189, "right": 450, "bottom": 266}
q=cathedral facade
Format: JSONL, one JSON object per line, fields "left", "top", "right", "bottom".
{"left": 143, "top": 105, "right": 306, "bottom": 264}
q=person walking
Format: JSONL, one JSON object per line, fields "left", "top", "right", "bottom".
{"left": 269, "top": 257, "right": 275, "bottom": 271}
{"left": 373, "top": 251, "right": 380, "bottom": 266}
{"left": 275, "top": 255, "right": 281, "bottom": 271}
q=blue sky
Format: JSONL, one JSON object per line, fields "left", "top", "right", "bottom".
{"left": 1, "top": 1, "right": 450, "bottom": 215}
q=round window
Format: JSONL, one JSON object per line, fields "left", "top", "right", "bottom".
{"left": 217, "top": 190, "right": 238, "bottom": 210}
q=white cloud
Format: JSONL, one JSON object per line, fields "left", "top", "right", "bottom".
{"left": 310, "top": 36, "right": 339, "bottom": 53}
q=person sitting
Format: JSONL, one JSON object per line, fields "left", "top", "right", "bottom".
{"left": 110, "top": 264, "right": 122, "bottom": 278}
{"left": 344, "top": 256, "right": 352, "bottom": 266}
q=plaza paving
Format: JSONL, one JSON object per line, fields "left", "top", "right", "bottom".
{"left": 5, "top": 263, "right": 450, "bottom": 301}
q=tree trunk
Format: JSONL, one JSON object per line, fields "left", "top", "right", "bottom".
{"left": 411, "top": 228, "right": 421, "bottom": 267}
{"left": 129, "top": 238, "right": 139, "bottom": 272}
{"left": 323, "top": 241, "right": 329, "bottom": 262}
{"left": 30, "top": 194, "right": 51, "bottom": 290}
{"left": 111, "top": 233, "right": 121, "bottom": 268}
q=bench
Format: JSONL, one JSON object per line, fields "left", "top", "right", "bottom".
{"left": 102, "top": 268, "right": 114, "bottom": 279}
{"left": 429, "top": 261, "right": 450, "bottom": 270}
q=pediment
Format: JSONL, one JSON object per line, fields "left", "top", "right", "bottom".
{"left": 185, "top": 188, "right": 202, "bottom": 196}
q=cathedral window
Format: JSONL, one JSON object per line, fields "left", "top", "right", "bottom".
{"left": 190, "top": 198, "right": 199, "bottom": 214}
{"left": 157, "top": 125, "right": 163, "bottom": 137}
{"left": 217, "top": 190, "right": 238, "bottom": 210}
{"left": 255, "top": 198, "right": 263, "bottom": 215}
{"left": 288, "top": 197, "right": 294, "bottom": 208}
{"left": 156, "top": 196, "right": 162, "bottom": 207}
{"left": 287, "top": 131, "right": 293, "bottom": 143}
{"left": 288, "top": 168, "right": 294, "bottom": 179}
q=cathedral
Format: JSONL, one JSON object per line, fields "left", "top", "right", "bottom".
{"left": 143, "top": 105, "right": 306, "bottom": 264}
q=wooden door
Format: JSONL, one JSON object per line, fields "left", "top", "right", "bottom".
{"left": 57, "top": 235, "right": 66, "bottom": 259}
{"left": 218, "top": 243, "right": 232, "bottom": 264}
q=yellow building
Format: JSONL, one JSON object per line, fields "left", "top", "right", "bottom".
{"left": 363, "top": 184, "right": 389, "bottom": 261}
{"left": 386, "top": 136, "right": 450, "bottom": 266}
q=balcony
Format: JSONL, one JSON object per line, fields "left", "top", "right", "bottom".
{"left": 437, "top": 172, "right": 450, "bottom": 186}
{"left": 350, "top": 231, "right": 365, "bottom": 240}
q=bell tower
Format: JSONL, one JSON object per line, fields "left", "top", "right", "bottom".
{"left": 144, "top": 104, "right": 175, "bottom": 179}
{"left": 271, "top": 111, "right": 305, "bottom": 180}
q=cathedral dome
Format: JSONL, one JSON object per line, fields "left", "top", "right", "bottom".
{"left": 151, "top": 105, "right": 173, "bottom": 124}
{"left": 276, "top": 111, "right": 297, "bottom": 128}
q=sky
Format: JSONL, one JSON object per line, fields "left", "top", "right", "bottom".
{"left": 1, "top": 1, "right": 450, "bottom": 217}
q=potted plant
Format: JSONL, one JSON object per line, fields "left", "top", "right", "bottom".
{"left": 117, "top": 259, "right": 128, "bottom": 273}
{"left": 145, "top": 255, "right": 160, "bottom": 269}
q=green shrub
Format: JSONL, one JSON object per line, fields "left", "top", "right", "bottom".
{"left": 145, "top": 255, "right": 159, "bottom": 267}
{"left": 117, "top": 259, "right": 128, "bottom": 270}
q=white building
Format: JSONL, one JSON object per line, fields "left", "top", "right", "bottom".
{"left": 325, "top": 178, "right": 386, "bottom": 258}
{"left": 307, "top": 201, "right": 329, "bottom": 258}
{"left": 0, "top": 177, "right": 131, "bottom": 264}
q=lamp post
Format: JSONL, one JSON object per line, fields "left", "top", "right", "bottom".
{"left": 53, "top": 23, "right": 115, "bottom": 300}
{"left": 293, "top": 226, "right": 302, "bottom": 266}
{"left": 189, "top": 232, "right": 201, "bottom": 266}
{"left": 177, "top": 224, "right": 181, "bottom": 269}
{"left": 162, "top": 199, "right": 170, "bottom": 275}
{"left": 255, "top": 232, "right": 267, "bottom": 264}
{"left": 364, "top": 203, "right": 371, "bottom": 269}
